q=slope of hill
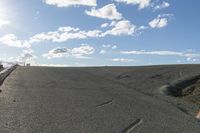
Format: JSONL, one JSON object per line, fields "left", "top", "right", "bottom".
{"left": 0, "top": 65, "right": 200, "bottom": 133}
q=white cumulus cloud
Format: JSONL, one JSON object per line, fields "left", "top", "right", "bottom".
{"left": 29, "top": 20, "right": 140, "bottom": 44}
{"left": 149, "top": 18, "right": 167, "bottom": 28}
{"left": 102, "top": 20, "right": 136, "bottom": 36}
{"left": 85, "top": 4, "right": 123, "bottom": 20}
{"left": 99, "top": 50, "right": 106, "bottom": 54}
{"left": 71, "top": 44, "right": 95, "bottom": 57}
{"left": 44, "top": 0, "right": 97, "bottom": 7}
{"left": 149, "top": 14, "right": 172, "bottom": 28}
{"left": 154, "top": 1, "right": 170, "bottom": 11}
{"left": 20, "top": 49, "right": 37, "bottom": 64}
{"left": 0, "top": 34, "right": 31, "bottom": 48}
{"left": 186, "top": 57, "right": 197, "bottom": 62}
{"left": 0, "top": 49, "right": 36, "bottom": 66}
{"left": 114, "top": 0, "right": 151, "bottom": 9}
{"left": 101, "top": 23, "right": 109, "bottom": 28}
{"left": 43, "top": 44, "right": 95, "bottom": 59}
{"left": 29, "top": 26, "right": 102, "bottom": 43}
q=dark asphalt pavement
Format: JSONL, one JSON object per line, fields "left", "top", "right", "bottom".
{"left": 0, "top": 65, "right": 200, "bottom": 133}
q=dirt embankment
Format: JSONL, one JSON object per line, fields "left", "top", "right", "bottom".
{"left": 159, "top": 74, "right": 200, "bottom": 120}
{"left": 179, "top": 79, "right": 200, "bottom": 106}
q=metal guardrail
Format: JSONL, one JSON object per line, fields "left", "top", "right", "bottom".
{"left": 0, "top": 64, "right": 18, "bottom": 82}
{"left": 0, "top": 68, "right": 4, "bottom": 72}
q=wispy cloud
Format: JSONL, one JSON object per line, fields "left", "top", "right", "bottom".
{"left": 120, "top": 50, "right": 200, "bottom": 62}
{"left": 102, "top": 44, "right": 117, "bottom": 49}
{"left": 121, "top": 50, "right": 183, "bottom": 56}
{"left": 35, "top": 64, "right": 71, "bottom": 67}
{"left": 99, "top": 44, "right": 117, "bottom": 55}
{"left": 0, "top": 20, "right": 10, "bottom": 28}
{"left": 111, "top": 58, "right": 135, "bottom": 62}
{"left": 44, "top": 0, "right": 97, "bottom": 7}
{"left": 0, "top": 8, "right": 11, "bottom": 28}
{"left": 99, "top": 50, "right": 106, "bottom": 54}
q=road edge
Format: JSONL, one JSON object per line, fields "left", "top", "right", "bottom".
{"left": 0, "top": 64, "right": 18, "bottom": 85}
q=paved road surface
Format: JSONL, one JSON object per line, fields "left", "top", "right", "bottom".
{"left": 0, "top": 65, "right": 200, "bottom": 133}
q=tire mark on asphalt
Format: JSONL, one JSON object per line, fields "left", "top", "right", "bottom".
{"left": 121, "top": 118, "right": 143, "bottom": 133}
{"left": 96, "top": 100, "right": 113, "bottom": 108}
{"left": 116, "top": 74, "right": 130, "bottom": 80}
{"left": 177, "top": 105, "right": 189, "bottom": 115}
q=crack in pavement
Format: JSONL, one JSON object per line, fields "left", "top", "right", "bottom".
{"left": 96, "top": 100, "right": 113, "bottom": 108}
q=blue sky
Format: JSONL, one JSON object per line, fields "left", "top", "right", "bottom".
{"left": 0, "top": 0, "right": 200, "bottom": 66}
